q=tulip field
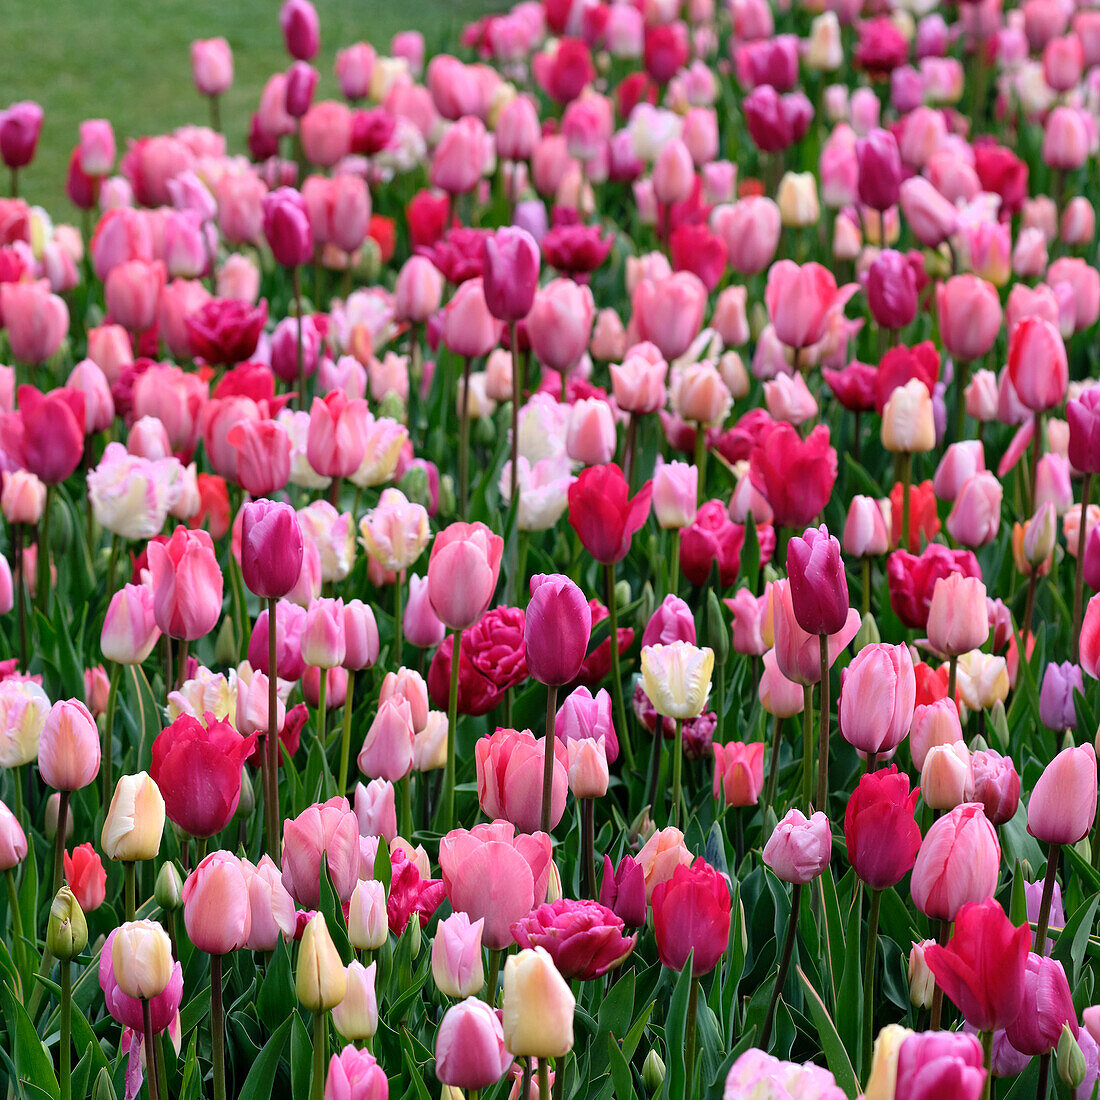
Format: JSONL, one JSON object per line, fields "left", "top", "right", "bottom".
{"left": 4, "top": 0, "right": 1100, "bottom": 1099}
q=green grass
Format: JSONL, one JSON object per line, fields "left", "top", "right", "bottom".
{"left": 1, "top": 0, "right": 507, "bottom": 213}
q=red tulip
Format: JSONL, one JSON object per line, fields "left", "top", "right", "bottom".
{"left": 64, "top": 842, "right": 107, "bottom": 912}
{"left": 844, "top": 765, "right": 922, "bottom": 889}
{"left": 651, "top": 857, "right": 731, "bottom": 977}
{"left": 748, "top": 422, "right": 837, "bottom": 529}
{"left": 886, "top": 544, "right": 982, "bottom": 630}
{"left": 567, "top": 464, "right": 652, "bottom": 565}
{"left": 151, "top": 712, "right": 256, "bottom": 838}
{"left": 923, "top": 897, "right": 1030, "bottom": 1032}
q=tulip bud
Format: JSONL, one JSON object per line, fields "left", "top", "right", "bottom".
{"left": 1058, "top": 1023, "right": 1086, "bottom": 1089}
{"left": 331, "top": 960, "right": 378, "bottom": 1041}
{"left": 236, "top": 768, "right": 255, "bottom": 819}
{"left": 502, "top": 947, "right": 576, "bottom": 1059}
{"left": 348, "top": 879, "right": 388, "bottom": 950}
{"left": 865, "top": 1024, "right": 914, "bottom": 1100}
{"left": 297, "top": 913, "right": 348, "bottom": 1012}
{"left": 432, "top": 913, "right": 485, "bottom": 999}
{"left": 642, "top": 1050, "right": 666, "bottom": 1094}
{"left": 546, "top": 859, "right": 563, "bottom": 904}
{"left": 853, "top": 612, "right": 880, "bottom": 651}
{"left": 47, "top": 886, "right": 88, "bottom": 960}
{"left": 155, "top": 861, "right": 184, "bottom": 912}
{"left": 101, "top": 772, "right": 166, "bottom": 862}
{"left": 45, "top": 792, "right": 74, "bottom": 842}
{"left": 907, "top": 940, "right": 935, "bottom": 1009}
{"left": 91, "top": 1067, "right": 118, "bottom": 1100}
{"left": 706, "top": 590, "right": 729, "bottom": 667}
{"left": 214, "top": 617, "right": 239, "bottom": 667}
{"left": 989, "top": 700, "right": 1009, "bottom": 747}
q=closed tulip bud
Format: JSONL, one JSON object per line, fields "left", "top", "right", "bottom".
{"left": 240, "top": 500, "right": 304, "bottom": 600}
{"left": 297, "top": 913, "right": 348, "bottom": 1012}
{"left": 927, "top": 574, "right": 989, "bottom": 657}
{"left": 101, "top": 772, "right": 165, "bottom": 862}
{"left": 302, "top": 597, "right": 346, "bottom": 669}
{"left": 1023, "top": 501, "right": 1058, "bottom": 568}
{"left": 786, "top": 525, "right": 849, "bottom": 636}
{"left": 47, "top": 886, "right": 88, "bottom": 960}
{"left": 39, "top": 699, "right": 100, "bottom": 792}
{"left": 652, "top": 461, "right": 697, "bottom": 530}
{"left": 332, "top": 960, "right": 378, "bottom": 1041}
{"left": 91, "top": 1068, "right": 117, "bottom": 1100}
{"left": 1058, "top": 1024, "right": 1087, "bottom": 1089}
{"left": 882, "top": 378, "right": 935, "bottom": 453}
{"left": 567, "top": 736, "right": 609, "bottom": 799}
{"left": 0, "top": 800, "right": 27, "bottom": 871}
{"left": 642, "top": 1050, "right": 666, "bottom": 1095}
{"left": 155, "top": 861, "right": 184, "bottom": 912}
{"left": 502, "top": 947, "right": 575, "bottom": 1059}
{"left": 112, "top": 919, "right": 174, "bottom": 999}
{"left": 525, "top": 574, "right": 592, "bottom": 687}
{"left": 921, "top": 743, "right": 973, "bottom": 810}
{"left": 348, "top": 879, "right": 388, "bottom": 950}
{"left": 1027, "top": 743, "right": 1097, "bottom": 845}
{"left": 908, "top": 940, "right": 936, "bottom": 1009}
{"left": 911, "top": 804, "right": 1000, "bottom": 922}
{"left": 706, "top": 590, "right": 730, "bottom": 667}
{"left": 432, "top": 912, "right": 485, "bottom": 999}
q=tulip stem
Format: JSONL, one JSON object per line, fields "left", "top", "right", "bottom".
{"left": 11, "top": 764, "right": 24, "bottom": 837}
{"left": 979, "top": 1031, "right": 993, "bottom": 1100}
{"left": 693, "top": 420, "right": 707, "bottom": 498}
{"left": 5, "top": 870, "right": 25, "bottom": 998}
{"left": 1022, "top": 571, "right": 1039, "bottom": 645}
{"left": 142, "top": 999, "right": 160, "bottom": 1100}
{"left": 316, "top": 672, "right": 327, "bottom": 752}
{"left": 52, "top": 791, "right": 69, "bottom": 895}
{"left": 311, "top": 1011, "right": 326, "bottom": 1100}
{"left": 671, "top": 718, "right": 684, "bottom": 829}
{"left": 509, "top": 322, "right": 522, "bottom": 504}
{"left": 801, "top": 686, "right": 814, "bottom": 813}
{"left": 582, "top": 798, "right": 596, "bottom": 899}
{"left": 459, "top": 356, "right": 472, "bottom": 519}
{"left": 605, "top": 563, "right": 635, "bottom": 772}
{"left": 484, "top": 949, "right": 501, "bottom": 1006}
{"left": 537, "top": 1058, "right": 551, "bottom": 1100}
{"left": 860, "top": 888, "right": 882, "bottom": 1083}
{"left": 267, "top": 597, "right": 281, "bottom": 857}
{"left": 669, "top": 531, "right": 680, "bottom": 598}
{"left": 154, "top": 1032, "right": 169, "bottom": 1100}
{"left": 1029, "top": 412, "right": 1043, "bottom": 516}
{"left": 398, "top": 775, "right": 412, "bottom": 841}
{"left": 816, "top": 633, "right": 830, "bottom": 813}
{"left": 685, "top": 976, "right": 699, "bottom": 1100}
{"left": 623, "top": 412, "right": 638, "bottom": 489}
{"left": 36, "top": 484, "right": 52, "bottom": 616}
{"left": 211, "top": 954, "right": 226, "bottom": 1100}
{"left": 947, "top": 655, "right": 958, "bottom": 704}
{"left": 540, "top": 684, "right": 560, "bottom": 834}
{"left": 899, "top": 453, "right": 912, "bottom": 552}
{"left": 338, "top": 670, "right": 355, "bottom": 797}
{"left": 293, "top": 267, "right": 306, "bottom": 412}
{"left": 443, "top": 629, "right": 462, "bottom": 833}
{"left": 954, "top": 359, "right": 970, "bottom": 444}
{"left": 929, "top": 919, "right": 950, "bottom": 1029}
{"left": 59, "top": 961, "right": 71, "bottom": 1100}
{"left": 861, "top": 558, "right": 871, "bottom": 619}
{"left": 760, "top": 881, "right": 801, "bottom": 1051}
{"left": 102, "top": 661, "right": 121, "bottom": 809}
{"left": 765, "top": 717, "right": 784, "bottom": 813}
{"left": 1073, "top": 474, "right": 1092, "bottom": 663}
{"left": 124, "top": 862, "right": 136, "bottom": 922}
{"left": 14, "top": 524, "right": 27, "bottom": 670}
{"left": 393, "top": 577, "right": 404, "bottom": 669}
{"left": 1034, "top": 841, "right": 1061, "bottom": 953}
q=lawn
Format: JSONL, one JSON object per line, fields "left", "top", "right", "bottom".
{"left": 1, "top": 0, "right": 508, "bottom": 213}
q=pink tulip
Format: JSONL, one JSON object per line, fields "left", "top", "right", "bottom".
{"left": 936, "top": 275, "right": 1002, "bottom": 362}
{"left": 631, "top": 272, "right": 707, "bottom": 361}
{"left": 183, "top": 851, "right": 251, "bottom": 955}
{"left": 713, "top": 741, "right": 765, "bottom": 806}
{"left": 0, "top": 281, "right": 70, "bottom": 365}
{"left": 281, "top": 797, "right": 359, "bottom": 908}
{"left": 307, "top": 391, "right": 369, "bottom": 479}
{"left": 38, "top": 700, "right": 100, "bottom": 791}
{"left": 911, "top": 803, "right": 1000, "bottom": 921}
{"left": 357, "top": 697, "right": 415, "bottom": 782}
{"left": 839, "top": 643, "right": 916, "bottom": 755}
{"left": 427, "top": 522, "right": 503, "bottom": 631}
{"left": 762, "top": 809, "right": 831, "bottom": 885}
{"left": 147, "top": 526, "right": 223, "bottom": 641}
{"left": 527, "top": 278, "right": 596, "bottom": 373}
{"left": 1027, "top": 744, "right": 1097, "bottom": 845}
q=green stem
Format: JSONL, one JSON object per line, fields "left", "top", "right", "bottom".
{"left": 509, "top": 322, "right": 522, "bottom": 504}
{"left": 816, "top": 633, "right": 830, "bottom": 812}
{"left": 154, "top": 1031, "right": 169, "bottom": 1100}
{"left": 398, "top": 774, "right": 412, "bottom": 840}
{"left": 294, "top": 267, "right": 306, "bottom": 412}
{"left": 267, "top": 597, "right": 280, "bottom": 858}
{"left": 124, "top": 862, "right": 136, "bottom": 922}
{"left": 101, "top": 661, "right": 122, "bottom": 808}
{"left": 484, "top": 948, "right": 501, "bottom": 1006}
{"left": 142, "top": 1000, "right": 160, "bottom": 1100}
{"left": 671, "top": 718, "right": 684, "bottom": 828}
{"left": 14, "top": 525, "right": 27, "bottom": 671}
{"left": 582, "top": 798, "right": 596, "bottom": 899}
{"left": 211, "top": 954, "right": 226, "bottom": 1100}
{"left": 36, "top": 484, "right": 52, "bottom": 615}
{"left": 605, "top": 562, "right": 635, "bottom": 771}
{"left": 801, "top": 685, "right": 814, "bottom": 813}
{"left": 929, "top": 918, "right": 950, "bottom": 1029}
{"left": 694, "top": 421, "right": 707, "bottom": 498}
{"left": 861, "top": 889, "right": 882, "bottom": 1082}
{"left": 685, "top": 977, "right": 699, "bottom": 1100}
{"left": 980, "top": 1031, "right": 993, "bottom": 1100}
{"left": 338, "top": 671, "right": 356, "bottom": 797}
{"left": 311, "top": 1011, "right": 326, "bottom": 1100}
{"left": 316, "top": 671, "right": 327, "bottom": 757}
{"left": 1034, "top": 841, "right": 1060, "bottom": 952}
{"left": 443, "top": 630, "right": 462, "bottom": 833}
{"left": 393, "top": 576, "right": 404, "bottom": 669}
{"left": 459, "top": 357, "right": 472, "bottom": 519}
{"left": 60, "top": 962, "right": 71, "bottom": 1100}
{"left": 540, "top": 684, "right": 559, "bottom": 834}
{"left": 900, "top": 452, "right": 912, "bottom": 552}
{"left": 861, "top": 558, "right": 871, "bottom": 619}
{"left": 669, "top": 531, "right": 680, "bottom": 598}
{"left": 52, "top": 791, "right": 70, "bottom": 895}
{"left": 12, "top": 764, "right": 25, "bottom": 837}
{"left": 5, "top": 870, "right": 25, "bottom": 999}
{"left": 538, "top": 1058, "right": 551, "bottom": 1100}
{"left": 954, "top": 359, "right": 970, "bottom": 444}
{"left": 1029, "top": 412, "right": 1043, "bottom": 516}
{"left": 765, "top": 716, "right": 784, "bottom": 812}
{"left": 1073, "top": 473, "right": 1092, "bottom": 664}
{"left": 760, "top": 881, "right": 802, "bottom": 1050}
{"left": 947, "top": 654, "right": 958, "bottom": 705}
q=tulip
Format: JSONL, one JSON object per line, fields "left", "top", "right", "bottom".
{"left": 64, "top": 843, "right": 106, "bottom": 913}
{"left": 428, "top": 522, "right": 503, "bottom": 632}
{"left": 436, "top": 997, "right": 511, "bottom": 1090}
{"left": 0, "top": 799, "right": 27, "bottom": 872}
{"left": 787, "top": 525, "right": 849, "bottom": 636}
{"left": 924, "top": 898, "right": 1030, "bottom": 1031}
{"left": 101, "top": 584, "right": 160, "bottom": 665}
{"left": 502, "top": 946, "right": 576, "bottom": 1058}
{"left": 147, "top": 526, "right": 223, "bottom": 641}
{"left": 911, "top": 803, "right": 1000, "bottom": 922}
{"left": 936, "top": 275, "right": 1003, "bottom": 440}
{"left": 325, "top": 1046, "right": 388, "bottom": 1100}
{"left": 1005, "top": 953, "right": 1077, "bottom": 1056}
{"left": 432, "top": 912, "right": 485, "bottom": 1000}
{"left": 282, "top": 797, "right": 359, "bottom": 909}
{"left": 332, "top": 960, "right": 378, "bottom": 1042}
{"left": 1039, "top": 662, "right": 1083, "bottom": 732}
{"left": 713, "top": 741, "right": 765, "bottom": 807}
{"left": 1028, "top": 744, "right": 1097, "bottom": 846}
{"left": 112, "top": 919, "right": 174, "bottom": 1000}
{"left": 1008, "top": 316, "right": 1069, "bottom": 414}
{"left": 525, "top": 574, "right": 591, "bottom": 688}
{"left": 240, "top": 500, "right": 304, "bottom": 600}
{"left": 101, "top": 772, "right": 165, "bottom": 863}
{"left": 845, "top": 766, "right": 922, "bottom": 890}
{"left": 347, "top": 879, "right": 388, "bottom": 952}
{"left": 357, "top": 696, "right": 415, "bottom": 783}
{"left": 895, "top": 1031, "right": 985, "bottom": 1100}
{"left": 297, "top": 912, "right": 348, "bottom": 1012}
{"left": 763, "top": 809, "right": 831, "bottom": 885}
{"left": 921, "top": 743, "right": 973, "bottom": 811}
{"left": 927, "top": 574, "right": 989, "bottom": 658}
{"left": 839, "top": 643, "right": 916, "bottom": 757}
{"left": 241, "top": 855, "right": 295, "bottom": 951}
{"left": 183, "top": 850, "right": 251, "bottom": 955}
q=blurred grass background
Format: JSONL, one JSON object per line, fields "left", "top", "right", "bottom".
{"left": 1, "top": 0, "right": 508, "bottom": 213}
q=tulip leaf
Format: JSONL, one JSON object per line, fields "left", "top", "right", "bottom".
{"left": 816, "top": 867, "right": 845, "bottom": 1013}
{"left": 398, "top": 1028, "right": 434, "bottom": 1100}
{"left": 0, "top": 982, "right": 60, "bottom": 1099}
{"left": 607, "top": 1032, "right": 638, "bottom": 1100}
{"left": 1053, "top": 893, "right": 1099, "bottom": 985}
{"left": 836, "top": 888, "right": 863, "bottom": 1063}
{"left": 795, "top": 966, "right": 859, "bottom": 1099}
{"left": 289, "top": 1012, "right": 312, "bottom": 1100}
{"left": 621, "top": 1000, "right": 656, "bottom": 1063}
{"left": 1074, "top": 687, "right": 1098, "bottom": 747}
{"left": 597, "top": 972, "right": 634, "bottom": 1060}
{"left": 660, "top": 954, "right": 693, "bottom": 1100}
{"left": 71, "top": 1042, "right": 96, "bottom": 1100}
{"left": 258, "top": 939, "right": 295, "bottom": 1033}
{"left": 1063, "top": 843, "right": 1100, "bottom": 893}
{"left": 238, "top": 1016, "right": 292, "bottom": 1100}
{"left": 317, "top": 863, "right": 352, "bottom": 966}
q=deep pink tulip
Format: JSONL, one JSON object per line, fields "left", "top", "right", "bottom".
{"left": 1007, "top": 316, "right": 1068, "bottom": 412}
{"left": 786, "top": 525, "right": 849, "bottom": 636}
{"left": 262, "top": 187, "right": 313, "bottom": 268}
{"left": 427, "top": 522, "right": 503, "bottom": 631}
{"left": 482, "top": 227, "right": 540, "bottom": 322}
{"left": 240, "top": 500, "right": 303, "bottom": 600}
{"left": 525, "top": 574, "right": 592, "bottom": 686}
{"left": 1004, "top": 952, "right": 1078, "bottom": 1056}
{"left": 1027, "top": 743, "right": 1097, "bottom": 845}
{"left": 844, "top": 765, "right": 922, "bottom": 889}
{"left": 511, "top": 898, "right": 636, "bottom": 981}
{"left": 651, "top": 858, "right": 731, "bottom": 977}
{"left": 147, "top": 526, "right": 223, "bottom": 640}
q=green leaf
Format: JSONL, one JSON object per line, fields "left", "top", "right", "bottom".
{"left": 816, "top": 867, "right": 845, "bottom": 1013}
{"left": 257, "top": 938, "right": 295, "bottom": 1033}
{"left": 660, "top": 956, "right": 692, "bottom": 1100}
{"left": 598, "top": 972, "right": 635, "bottom": 1049}
{"left": 608, "top": 1033, "right": 638, "bottom": 1100}
{"left": 399, "top": 1028, "right": 434, "bottom": 1100}
{"left": 1, "top": 982, "right": 60, "bottom": 1099}
{"left": 290, "top": 1013, "right": 312, "bottom": 1100}
{"left": 1053, "top": 893, "right": 1099, "bottom": 985}
{"left": 317, "top": 862, "right": 352, "bottom": 966}
{"left": 837, "top": 887, "right": 863, "bottom": 1065}
{"left": 796, "top": 967, "right": 859, "bottom": 1099}
{"left": 239, "top": 1017, "right": 292, "bottom": 1100}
